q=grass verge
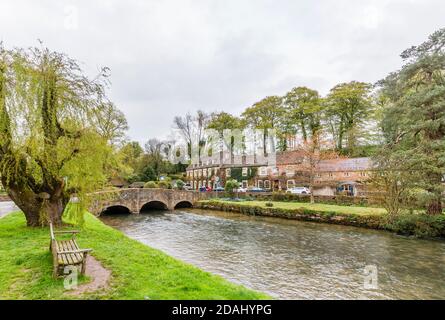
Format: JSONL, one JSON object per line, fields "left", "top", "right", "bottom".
{"left": 0, "top": 211, "right": 269, "bottom": 300}
{"left": 217, "top": 200, "right": 387, "bottom": 215}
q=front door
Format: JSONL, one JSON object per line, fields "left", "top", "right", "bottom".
{"left": 273, "top": 180, "right": 280, "bottom": 191}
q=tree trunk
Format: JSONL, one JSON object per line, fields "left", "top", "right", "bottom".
{"left": 7, "top": 186, "right": 65, "bottom": 227}
{"left": 301, "top": 121, "right": 307, "bottom": 142}
{"left": 426, "top": 198, "right": 442, "bottom": 215}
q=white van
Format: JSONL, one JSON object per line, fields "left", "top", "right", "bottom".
{"left": 286, "top": 187, "right": 311, "bottom": 194}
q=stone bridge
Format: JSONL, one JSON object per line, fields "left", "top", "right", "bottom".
{"left": 89, "top": 188, "right": 203, "bottom": 215}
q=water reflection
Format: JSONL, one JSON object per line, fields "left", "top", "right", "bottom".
{"left": 100, "top": 209, "right": 445, "bottom": 300}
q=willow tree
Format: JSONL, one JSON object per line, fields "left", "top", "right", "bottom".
{"left": 0, "top": 45, "right": 112, "bottom": 226}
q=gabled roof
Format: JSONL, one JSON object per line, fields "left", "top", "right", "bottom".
{"left": 317, "top": 157, "right": 372, "bottom": 171}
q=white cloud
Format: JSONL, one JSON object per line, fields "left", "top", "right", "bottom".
{"left": 0, "top": 0, "right": 444, "bottom": 142}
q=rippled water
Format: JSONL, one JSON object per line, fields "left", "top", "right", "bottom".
{"left": 100, "top": 209, "right": 445, "bottom": 300}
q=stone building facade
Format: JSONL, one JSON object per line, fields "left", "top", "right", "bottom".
{"left": 186, "top": 150, "right": 373, "bottom": 196}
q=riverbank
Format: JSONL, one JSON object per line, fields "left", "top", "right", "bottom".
{"left": 0, "top": 211, "right": 269, "bottom": 299}
{"left": 196, "top": 200, "right": 445, "bottom": 238}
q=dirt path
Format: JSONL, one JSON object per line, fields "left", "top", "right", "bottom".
{"left": 67, "top": 255, "right": 111, "bottom": 297}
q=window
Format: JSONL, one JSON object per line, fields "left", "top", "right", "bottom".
{"left": 272, "top": 167, "right": 279, "bottom": 176}
{"left": 242, "top": 167, "right": 248, "bottom": 177}
{"left": 226, "top": 168, "right": 231, "bottom": 177}
{"left": 198, "top": 181, "right": 202, "bottom": 188}
{"left": 203, "top": 168, "right": 207, "bottom": 177}
{"left": 329, "top": 172, "right": 333, "bottom": 177}
{"left": 264, "top": 180, "right": 271, "bottom": 189}
{"left": 242, "top": 180, "right": 248, "bottom": 188}
{"left": 344, "top": 172, "right": 350, "bottom": 177}
{"left": 286, "top": 167, "right": 295, "bottom": 176}
{"left": 360, "top": 172, "right": 367, "bottom": 177}
{"left": 316, "top": 173, "right": 322, "bottom": 178}
{"left": 259, "top": 167, "right": 267, "bottom": 176}
{"left": 287, "top": 180, "right": 295, "bottom": 189}
{"left": 208, "top": 181, "right": 212, "bottom": 187}
{"left": 258, "top": 180, "right": 264, "bottom": 188}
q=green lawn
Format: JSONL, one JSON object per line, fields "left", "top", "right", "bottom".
{"left": 0, "top": 211, "right": 269, "bottom": 300}
{"left": 205, "top": 199, "right": 387, "bottom": 216}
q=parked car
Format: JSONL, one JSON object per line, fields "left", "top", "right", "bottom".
{"left": 206, "top": 186, "right": 212, "bottom": 192}
{"left": 286, "top": 187, "right": 311, "bottom": 194}
{"left": 213, "top": 186, "right": 225, "bottom": 192}
{"left": 199, "top": 186, "right": 207, "bottom": 192}
{"left": 236, "top": 187, "right": 248, "bottom": 193}
{"left": 183, "top": 183, "right": 193, "bottom": 191}
{"left": 248, "top": 187, "right": 265, "bottom": 192}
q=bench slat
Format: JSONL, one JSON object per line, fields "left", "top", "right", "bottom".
{"left": 49, "top": 222, "right": 92, "bottom": 277}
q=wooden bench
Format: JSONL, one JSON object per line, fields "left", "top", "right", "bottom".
{"left": 49, "top": 223, "right": 92, "bottom": 278}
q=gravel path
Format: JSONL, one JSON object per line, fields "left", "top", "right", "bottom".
{"left": 0, "top": 201, "right": 17, "bottom": 218}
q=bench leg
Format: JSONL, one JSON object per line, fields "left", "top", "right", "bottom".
{"left": 53, "top": 263, "right": 59, "bottom": 278}
{"left": 81, "top": 253, "right": 88, "bottom": 275}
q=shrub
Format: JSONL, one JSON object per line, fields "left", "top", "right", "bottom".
{"left": 158, "top": 181, "right": 172, "bottom": 189}
{"left": 265, "top": 202, "right": 274, "bottom": 207}
{"left": 175, "top": 179, "right": 185, "bottom": 190}
{"left": 385, "top": 213, "right": 445, "bottom": 238}
{"left": 225, "top": 179, "right": 240, "bottom": 198}
{"left": 144, "top": 181, "right": 158, "bottom": 188}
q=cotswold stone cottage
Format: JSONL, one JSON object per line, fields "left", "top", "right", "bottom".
{"left": 186, "top": 150, "right": 373, "bottom": 196}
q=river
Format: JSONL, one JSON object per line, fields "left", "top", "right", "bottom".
{"left": 100, "top": 208, "right": 445, "bottom": 300}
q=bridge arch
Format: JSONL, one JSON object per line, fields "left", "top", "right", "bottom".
{"left": 173, "top": 200, "right": 193, "bottom": 209}
{"left": 140, "top": 201, "right": 168, "bottom": 212}
{"left": 101, "top": 205, "right": 132, "bottom": 215}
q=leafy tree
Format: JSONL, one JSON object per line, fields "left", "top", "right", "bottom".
{"left": 144, "top": 138, "right": 165, "bottom": 177}
{"left": 242, "top": 96, "right": 284, "bottom": 156}
{"left": 118, "top": 141, "right": 144, "bottom": 172}
{"left": 207, "top": 111, "right": 246, "bottom": 162}
{"left": 139, "top": 165, "right": 157, "bottom": 182}
{"left": 283, "top": 87, "right": 322, "bottom": 144}
{"left": 175, "top": 179, "right": 185, "bottom": 190}
{"left": 93, "top": 102, "right": 128, "bottom": 146}
{"left": 369, "top": 150, "right": 412, "bottom": 217}
{"left": 378, "top": 28, "right": 445, "bottom": 215}
{"left": 0, "top": 45, "right": 111, "bottom": 226}
{"left": 297, "top": 135, "right": 340, "bottom": 203}
{"left": 225, "top": 179, "right": 240, "bottom": 197}
{"left": 325, "top": 81, "right": 374, "bottom": 154}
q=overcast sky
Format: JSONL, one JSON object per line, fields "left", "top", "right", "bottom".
{"left": 1, "top": 0, "right": 444, "bottom": 143}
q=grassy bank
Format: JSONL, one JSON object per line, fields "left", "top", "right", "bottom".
{"left": 197, "top": 199, "right": 445, "bottom": 238}
{"left": 217, "top": 200, "right": 386, "bottom": 215}
{"left": 0, "top": 212, "right": 269, "bottom": 300}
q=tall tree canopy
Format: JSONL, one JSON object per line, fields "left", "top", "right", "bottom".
{"left": 0, "top": 45, "right": 114, "bottom": 226}
{"left": 325, "top": 81, "right": 374, "bottom": 154}
{"left": 378, "top": 28, "right": 445, "bottom": 215}
{"left": 207, "top": 111, "right": 246, "bottom": 161}
{"left": 242, "top": 96, "right": 284, "bottom": 155}
{"left": 283, "top": 86, "right": 322, "bottom": 143}
{"left": 93, "top": 102, "right": 128, "bottom": 146}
